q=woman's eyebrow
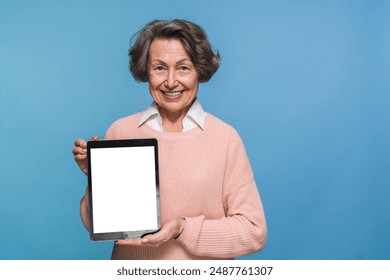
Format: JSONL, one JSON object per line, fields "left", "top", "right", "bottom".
{"left": 150, "top": 58, "right": 192, "bottom": 65}
{"left": 176, "top": 59, "right": 192, "bottom": 64}
{"left": 150, "top": 59, "right": 167, "bottom": 65}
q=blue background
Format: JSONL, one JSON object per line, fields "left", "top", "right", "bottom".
{"left": 1, "top": 0, "right": 389, "bottom": 260}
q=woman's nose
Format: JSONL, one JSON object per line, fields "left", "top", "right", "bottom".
{"left": 165, "top": 70, "right": 178, "bottom": 88}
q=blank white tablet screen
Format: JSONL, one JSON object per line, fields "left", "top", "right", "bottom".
{"left": 90, "top": 146, "right": 158, "bottom": 234}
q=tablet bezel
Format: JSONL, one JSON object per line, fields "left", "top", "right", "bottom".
{"left": 87, "top": 138, "right": 160, "bottom": 241}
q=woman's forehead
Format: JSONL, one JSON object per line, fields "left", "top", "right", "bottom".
{"left": 149, "top": 39, "right": 191, "bottom": 61}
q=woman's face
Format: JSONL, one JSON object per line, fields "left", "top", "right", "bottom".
{"left": 148, "top": 38, "right": 199, "bottom": 116}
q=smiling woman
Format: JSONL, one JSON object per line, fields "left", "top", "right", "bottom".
{"left": 148, "top": 39, "right": 199, "bottom": 132}
{"left": 72, "top": 19, "right": 267, "bottom": 260}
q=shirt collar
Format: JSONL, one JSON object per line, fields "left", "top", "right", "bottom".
{"left": 138, "top": 99, "right": 206, "bottom": 130}
{"left": 185, "top": 98, "right": 206, "bottom": 130}
{"left": 138, "top": 101, "right": 160, "bottom": 127}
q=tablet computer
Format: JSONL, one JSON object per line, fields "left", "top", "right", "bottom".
{"left": 87, "top": 138, "right": 160, "bottom": 241}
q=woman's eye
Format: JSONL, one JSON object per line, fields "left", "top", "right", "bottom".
{"left": 154, "top": 66, "right": 165, "bottom": 71}
{"left": 179, "top": 66, "right": 190, "bottom": 71}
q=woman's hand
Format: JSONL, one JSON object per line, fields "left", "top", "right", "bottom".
{"left": 116, "top": 219, "right": 185, "bottom": 247}
{"left": 72, "top": 135, "right": 98, "bottom": 175}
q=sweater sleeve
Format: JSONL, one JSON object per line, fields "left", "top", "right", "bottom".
{"left": 80, "top": 187, "right": 90, "bottom": 231}
{"left": 176, "top": 130, "right": 267, "bottom": 258}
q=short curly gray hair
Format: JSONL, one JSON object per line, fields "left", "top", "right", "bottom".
{"left": 129, "top": 19, "right": 221, "bottom": 83}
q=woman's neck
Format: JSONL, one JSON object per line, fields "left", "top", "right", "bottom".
{"left": 157, "top": 100, "right": 195, "bottom": 132}
{"left": 159, "top": 109, "right": 187, "bottom": 132}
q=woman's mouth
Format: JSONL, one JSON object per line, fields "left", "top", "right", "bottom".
{"left": 162, "top": 91, "right": 182, "bottom": 97}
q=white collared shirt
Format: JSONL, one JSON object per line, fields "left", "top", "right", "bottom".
{"left": 138, "top": 99, "right": 206, "bottom": 132}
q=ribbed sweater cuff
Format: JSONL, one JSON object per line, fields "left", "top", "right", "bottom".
{"left": 176, "top": 215, "right": 205, "bottom": 253}
{"left": 80, "top": 187, "right": 90, "bottom": 231}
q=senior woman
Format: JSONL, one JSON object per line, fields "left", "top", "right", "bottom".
{"left": 73, "top": 19, "right": 267, "bottom": 260}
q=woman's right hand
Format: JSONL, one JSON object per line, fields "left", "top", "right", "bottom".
{"left": 72, "top": 135, "right": 99, "bottom": 175}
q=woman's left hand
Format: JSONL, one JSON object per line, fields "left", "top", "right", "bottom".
{"left": 116, "top": 219, "right": 184, "bottom": 247}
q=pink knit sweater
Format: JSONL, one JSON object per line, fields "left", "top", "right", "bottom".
{"left": 80, "top": 112, "right": 267, "bottom": 259}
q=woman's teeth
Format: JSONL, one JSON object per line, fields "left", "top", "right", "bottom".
{"left": 163, "top": 91, "right": 181, "bottom": 96}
